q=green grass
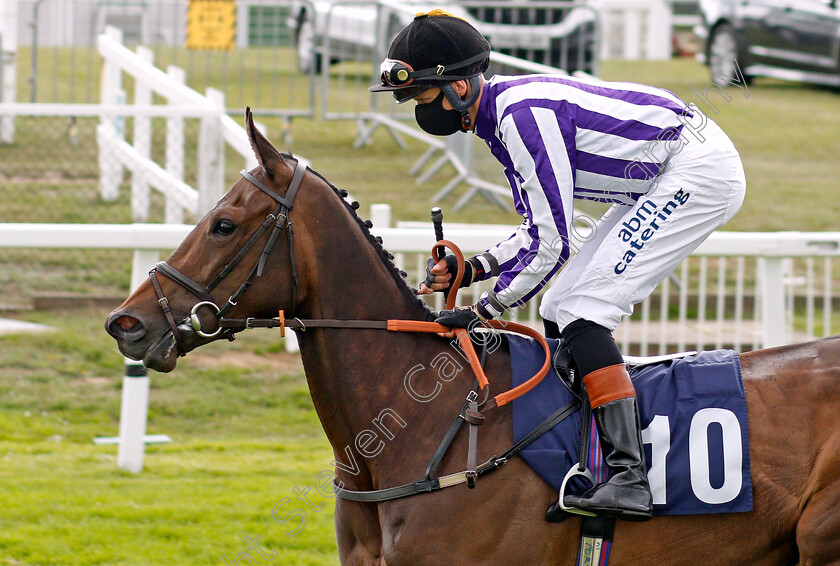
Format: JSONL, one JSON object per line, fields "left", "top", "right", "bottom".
{"left": 2, "top": 55, "right": 840, "bottom": 564}
{"left": 0, "top": 309, "right": 338, "bottom": 565}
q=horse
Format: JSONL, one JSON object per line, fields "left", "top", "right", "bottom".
{"left": 106, "top": 109, "right": 840, "bottom": 565}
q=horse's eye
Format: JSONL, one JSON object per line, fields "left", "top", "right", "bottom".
{"left": 213, "top": 219, "right": 236, "bottom": 236}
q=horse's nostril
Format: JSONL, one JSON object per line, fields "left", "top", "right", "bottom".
{"left": 117, "top": 315, "right": 139, "bottom": 331}
{"left": 106, "top": 311, "right": 146, "bottom": 340}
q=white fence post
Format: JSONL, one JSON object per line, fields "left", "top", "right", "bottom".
{"left": 0, "top": 0, "right": 18, "bottom": 143}
{"left": 98, "top": 26, "right": 125, "bottom": 201}
{"left": 759, "top": 257, "right": 787, "bottom": 348}
{"left": 165, "top": 65, "right": 186, "bottom": 224}
{"left": 370, "top": 203, "right": 392, "bottom": 229}
{"left": 600, "top": 0, "right": 672, "bottom": 60}
{"left": 649, "top": 0, "right": 672, "bottom": 60}
{"left": 116, "top": 249, "right": 160, "bottom": 474}
{"left": 132, "top": 46, "right": 153, "bottom": 222}
{"left": 198, "top": 88, "right": 226, "bottom": 217}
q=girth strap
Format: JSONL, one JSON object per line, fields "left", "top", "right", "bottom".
{"left": 425, "top": 382, "right": 482, "bottom": 482}
{"left": 577, "top": 515, "right": 616, "bottom": 566}
{"left": 464, "top": 398, "right": 483, "bottom": 488}
{"left": 477, "top": 398, "right": 581, "bottom": 478}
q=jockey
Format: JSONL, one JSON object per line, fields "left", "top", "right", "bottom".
{"left": 371, "top": 11, "right": 746, "bottom": 522}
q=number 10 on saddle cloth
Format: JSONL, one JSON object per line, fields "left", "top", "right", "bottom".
{"left": 509, "top": 336, "right": 752, "bottom": 515}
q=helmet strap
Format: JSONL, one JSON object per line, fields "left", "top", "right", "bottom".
{"left": 440, "top": 76, "right": 481, "bottom": 131}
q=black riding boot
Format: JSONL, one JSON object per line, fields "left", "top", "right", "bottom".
{"left": 563, "top": 396, "right": 653, "bottom": 521}
{"left": 545, "top": 319, "right": 652, "bottom": 522}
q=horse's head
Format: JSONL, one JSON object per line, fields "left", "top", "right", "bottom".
{"left": 105, "top": 109, "right": 311, "bottom": 372}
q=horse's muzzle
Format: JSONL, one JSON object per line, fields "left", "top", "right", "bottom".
{"left": 105, "top": 309, "right": 189, "bottom": 372}
{"left": 105, "top": 310, "right": 150, "bottom": 362}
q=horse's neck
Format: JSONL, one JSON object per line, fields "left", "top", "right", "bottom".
{"left": 294, "top": 210, "right": 436, "bottom": 486}
{"left": 296, "top": 206, "right": 425, "bottom": 323}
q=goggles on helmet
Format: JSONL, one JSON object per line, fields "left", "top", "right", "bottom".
{"left": 372, "top": 50, "right": 491, "bottom": 103}
{"left": 380, "top": 59, "right": 417, "bottom": 87}
{"left": 379, "top": 60, "right": 437, "bottom": 103}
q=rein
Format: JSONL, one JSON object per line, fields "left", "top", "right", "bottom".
{"left": 216, "top": 236, "right": 552, "bottom": 410}
{"left": 218, "top": 310, "right": 550, "bottom": 409}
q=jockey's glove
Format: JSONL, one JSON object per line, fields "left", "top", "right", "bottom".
{"left": 423, "top": 254, "right": 475, "bottom": 292}
{"left": 434, "top": 304, "right": 494, "bottom": 329}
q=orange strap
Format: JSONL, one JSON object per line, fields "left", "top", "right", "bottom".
{"left": 386, "top": 318, "right": 550, "bottom": 407}
{"left": 388, "top": 321, "right": 488, "bottom": 389}
{"left": 277, "top": 239, "right": 551, "bottom": 407}
{"left": 432, "top": 239, "right": 465, "bottom": 311}
{"left": 485, "top": 320, "right": 551, "bottom": 406}
{"left": 582, "top": 364, "right": 636, "bottom": 408}
{"left": 385, "top": 236, "right": 551, "bottom": 407}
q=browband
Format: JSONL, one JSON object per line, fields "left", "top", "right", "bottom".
{"left": 240, "top": 164, "right": 306, "bottom": 211}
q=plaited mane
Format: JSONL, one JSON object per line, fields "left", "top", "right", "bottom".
{"left": 284, "top": 154, "right": 434, "bottom": 321}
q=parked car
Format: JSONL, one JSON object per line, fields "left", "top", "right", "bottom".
{"left": 290, "top": 0, "right": 598, "bottom": 75}
{"left": 696, "top": 0, "right": 840, "bottom": 87}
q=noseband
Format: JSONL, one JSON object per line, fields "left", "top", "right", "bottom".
{"left": 148, "top": 159, "right": 307, "bottom": 356}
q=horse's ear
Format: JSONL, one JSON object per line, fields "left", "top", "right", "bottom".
{"left": 245, "top": 107, "right": 286, "bottom": 180}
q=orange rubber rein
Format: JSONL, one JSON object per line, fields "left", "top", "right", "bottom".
{"left": 273, "top": 239, "right": 552, "bottom": 408}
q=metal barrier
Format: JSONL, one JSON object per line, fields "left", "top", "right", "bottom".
{"left": 4, "top": 0, "right": 315, "bottom": 117}
{"left": 2, "top": 220, "right": 838, "bottom": 353}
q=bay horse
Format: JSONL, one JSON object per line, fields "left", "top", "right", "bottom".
{"left": 106, "top": 110, "right": 840, "bottom": 565}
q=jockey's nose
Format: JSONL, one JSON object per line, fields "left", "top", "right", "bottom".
{"left": 105, "top": 310, "right": 146, "bottom": 343}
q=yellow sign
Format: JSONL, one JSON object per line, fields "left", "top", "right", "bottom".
{"left": 186, "top": 0, "right": 236, "bottom": 50}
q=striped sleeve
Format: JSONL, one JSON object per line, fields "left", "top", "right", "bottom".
{"left": 485, "top": 106, "right": 575, "bottom": 310}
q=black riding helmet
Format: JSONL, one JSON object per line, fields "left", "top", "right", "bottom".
{"left": 370, "top": 11, "right": 490, "bottom": 129}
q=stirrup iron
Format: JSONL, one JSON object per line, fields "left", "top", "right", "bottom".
{"left": 558, "top": 465, "right": 598, "bottom": 517}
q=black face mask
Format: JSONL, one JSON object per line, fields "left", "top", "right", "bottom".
{"left": 415, "top": 91, "right": 463, "bottom": 136}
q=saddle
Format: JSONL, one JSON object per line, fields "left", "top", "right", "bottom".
{"left": 514, "top": 335, "right": 751, "bottom": 516}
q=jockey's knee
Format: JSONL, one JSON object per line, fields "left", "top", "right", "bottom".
{"left": 561, "top": 318, "right": 623, "bottom": 377}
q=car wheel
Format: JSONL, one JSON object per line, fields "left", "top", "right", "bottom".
{"left": 708, "top": 24, "right": 752, "bottom": 86}
{"left": 296, "top": 14, "right": 322, "bottom": 75}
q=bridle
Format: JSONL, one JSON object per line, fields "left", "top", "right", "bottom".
{"left": 148, "top": 159, "right": 307, "bottom": 356}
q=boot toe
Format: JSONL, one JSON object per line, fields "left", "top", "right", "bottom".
{"left": 545, "top": 502, "right": 574, "bottom": 523}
